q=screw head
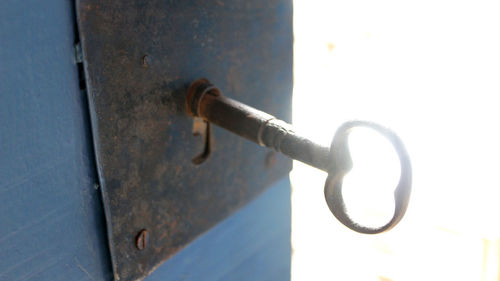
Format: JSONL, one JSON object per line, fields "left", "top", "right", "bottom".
{"left": 135, "top": 229, "right": 149, "bottom": 250}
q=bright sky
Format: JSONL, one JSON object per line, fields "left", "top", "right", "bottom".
{"left": 291, "top": 0, "right": 500, "bottom": 280}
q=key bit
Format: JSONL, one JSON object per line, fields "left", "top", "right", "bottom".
{"left": 186, "top": 78, "right": 412, "bottom": 234}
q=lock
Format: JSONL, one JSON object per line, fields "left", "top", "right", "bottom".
{"left": 76, "top": 0, "right": 411, "bottom": 279}
{"left": 186, "top": 78, "right": 412, "bottom": 234}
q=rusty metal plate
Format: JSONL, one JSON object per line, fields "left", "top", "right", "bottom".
{"left": 76, "top": 1, "right": 292, "bottom": 280}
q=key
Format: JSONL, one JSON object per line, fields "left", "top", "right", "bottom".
{"left": 186, "top": 78, "right": 412, "bottom": 234}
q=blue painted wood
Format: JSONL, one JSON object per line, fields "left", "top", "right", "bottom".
{"left": 146, "top": 177, "right": 291, "bottom": 281}
{"left": 0, "top": 1, "right": 112, "bottom": 280}
{"left": 0, "top": 0, "right": 292, "bottom": 280}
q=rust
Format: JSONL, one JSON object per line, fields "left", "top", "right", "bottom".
{"left": 76, "top": 1, "right": 293, "bottom": 279}
{"left": 186, "top": 78, "right": 331, "bottom": 172}
{"left": 186, "top": 78, "right": 221, "bottom": 117}
{"left": 186, "top": 78, "right": 413, "bottom": 235}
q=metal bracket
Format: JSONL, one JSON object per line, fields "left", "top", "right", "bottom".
{"left": 75, "top": 1, "right": 293, "bottom": 280}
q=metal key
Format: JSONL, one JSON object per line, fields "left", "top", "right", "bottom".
{"left": 186, "top": 78, "right": 412, "bottom": 234}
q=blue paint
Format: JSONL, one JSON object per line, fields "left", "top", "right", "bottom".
{"left": 0, "top": 1, "right": 112, "bottom": 280}
{"left": 146, "top": 177, "right": 291, "bottom": 281}
{"left": 0, "top": 0, "right": 292, "bottom": 280}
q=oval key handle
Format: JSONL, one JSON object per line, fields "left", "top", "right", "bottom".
{"left": 187, "top": 79, "right": 412, "bottom": 234}
{"left": 324, "top": 121, "right": 412, "bottom": 234}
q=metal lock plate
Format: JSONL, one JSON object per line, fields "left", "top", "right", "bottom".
{"left": 76, "top": 1, "right": 292, "bottom": 280}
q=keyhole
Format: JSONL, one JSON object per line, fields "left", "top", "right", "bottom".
{"left": 192, "top": 117, "right": 212, "bottom": 165}
{"left": 341, "top": 127, "right": 401, "bottom": 228}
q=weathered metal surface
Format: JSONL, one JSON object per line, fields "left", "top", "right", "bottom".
{"left": 75, "top": 1, "right": 293, "bottom": 281}
{"left": 187, "top": 79, "right": 413, "bottom": 235}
